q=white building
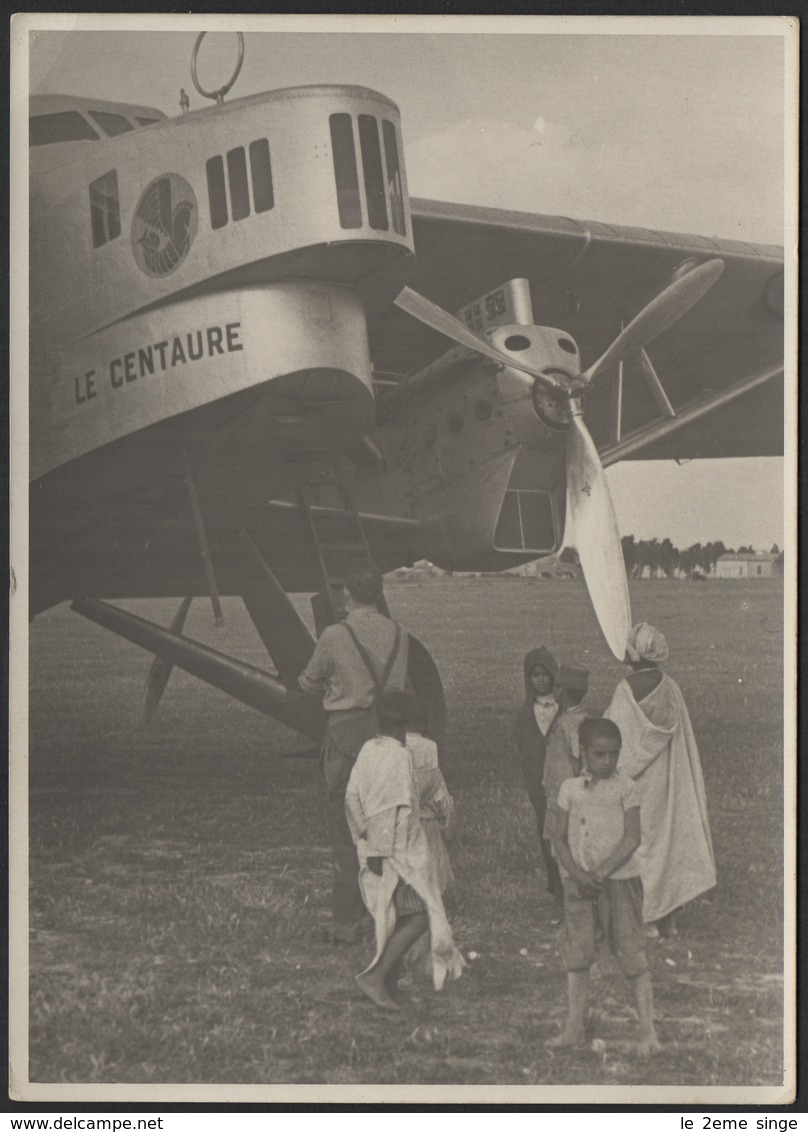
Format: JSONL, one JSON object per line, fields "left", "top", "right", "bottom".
{"left": 715, "top": 552, "right": 777, "bottom": 579}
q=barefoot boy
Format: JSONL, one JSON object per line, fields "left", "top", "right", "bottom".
{"left": 550, "top": 717, "right": 661, "bottom": 1057}
{"left": 345, "top": 691, "right": 465, "bottom": 1010}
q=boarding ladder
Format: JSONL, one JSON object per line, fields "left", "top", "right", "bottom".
{"left": 287, "top": 451, "right": 389, "bottom": 635}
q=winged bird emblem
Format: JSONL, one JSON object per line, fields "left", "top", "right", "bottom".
{"left": 132, "top": 174, "right": 197, "bottom": 277}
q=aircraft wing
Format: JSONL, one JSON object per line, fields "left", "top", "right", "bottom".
{"left": 369, "top": 198, "right": 784, "bottom": 460}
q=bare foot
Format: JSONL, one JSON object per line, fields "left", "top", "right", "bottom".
{"left": 547, "top": 1027, "right": 587, "bottom": 1049}
{"left": 636, "top": 1034, "right": 662, "bottom": 1058}
{"left": 356, "top": 971, "right": 401, "bottom": 1011}
{"left": 385, "top": 977, "right": 412, "bottom": 1006}
{"left": 384, "top": 962, "right": 407, "bottom": 1004}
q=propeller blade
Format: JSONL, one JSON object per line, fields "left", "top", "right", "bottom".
{"left": 394, "top": 286, "right": 558, "bottom": 388}
{"left": 139, "top": 596, "right": 193, "bottom": 724}
{"left": 582, "top": 258, "right": 724, "bottom": 385}
{"left": 565, "top": 412, "right": 631, "bottom": 659}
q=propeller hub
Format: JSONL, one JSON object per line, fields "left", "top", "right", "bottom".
{"left": 532, "top": 373, "right": 574, "bottom": 430}
{"left": 482, "top": 324, "right": 584, "bottom": 440}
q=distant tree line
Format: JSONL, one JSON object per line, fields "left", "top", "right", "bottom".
{"left": 560, "top": 540, "right": 782, "bottom": 578}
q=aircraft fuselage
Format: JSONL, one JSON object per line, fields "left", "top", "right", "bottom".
{"left": 30, "top": 83, "right": 569, "bottom": 615}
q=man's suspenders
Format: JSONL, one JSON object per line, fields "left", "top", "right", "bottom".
{"left": 341, "top": 621, "right": 403, "bottom": 706}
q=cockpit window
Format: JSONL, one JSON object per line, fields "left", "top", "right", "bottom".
{"left": 205, "top": 139, "right": 274, "bottom": 230}
{"left": 382, "top": 120, "right": 406, "bottom": 236}
{"left": 328, "top": 113, "right": 406, "bottom": 236}
{"left": 135, "top": 117, "right": 160, "bottom": 128}
{"left": 89, "top": 111, "right": 135, "bottom": 138}
{"left": 329, "top": 113, "right": 362, "bottom": 230}
{"left": 249, "top": 139, "right": 274, "bottom": 213}
{"left": 89, "top": 170, "right": 121, "bottom": 248}
{"left": 227, "top": 147, "right": 251, "bottom": 221}
{"left": 358, "top": 115, "right": 388, "bottom": 231}
{"left": 30, "top": 111, "right": 99, "bottom": 147}
{"left": 206, "top": 156, "right": 229, "bottom": 230}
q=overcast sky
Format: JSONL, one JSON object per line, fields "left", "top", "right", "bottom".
{"left": 26, "top": 18, "right": 791, "bottom": 550}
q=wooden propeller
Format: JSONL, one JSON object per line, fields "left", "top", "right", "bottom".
{"left": 394, "top": 258, "right": 724, "bottom": 659}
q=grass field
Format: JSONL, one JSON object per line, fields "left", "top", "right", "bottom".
{"left": 25, "top": 577, "right": 786, "bottom": 1088}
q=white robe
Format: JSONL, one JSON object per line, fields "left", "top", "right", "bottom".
{"left": 345, "top": 736, "right": 465, "bottom": 990}
{"left": 406, "top": 732, "right": 456, "bottom": 894}
{"left": 605, "top": 674, "right": 716, "bottom": 922}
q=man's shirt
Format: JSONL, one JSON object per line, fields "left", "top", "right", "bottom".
{"left": 298, "top": 607, "right": 409, "bottom": 712}
{"left": 556, "top": 770, "right": 640, "bottom": 879}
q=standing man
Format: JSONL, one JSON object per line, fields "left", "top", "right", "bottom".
{"left": 299, "top": 558, "right": 409, "bottom": 944}
{"left": 605, "top": 623, "right": 715, "bottom": 938}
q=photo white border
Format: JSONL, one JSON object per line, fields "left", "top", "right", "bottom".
{"left": 9, "top": 11, "right": 799, "bottom": 1107}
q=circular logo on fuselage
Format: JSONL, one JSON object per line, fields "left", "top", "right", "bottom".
{"left": 132, "top": 174, "right": 198, "bottom": 277}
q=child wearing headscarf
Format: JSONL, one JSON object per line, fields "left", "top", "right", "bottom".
{"left": 513, "top": 647, "right": 561, "bottom": 898}
{"left": 605, "top": 622, "right": 716, "bottom": 937}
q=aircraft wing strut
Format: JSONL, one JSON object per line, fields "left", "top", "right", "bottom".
{"left": 599, "top": 364, "right": 783, "bottom": 467}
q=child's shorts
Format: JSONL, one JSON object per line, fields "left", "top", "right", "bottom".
{"left": 394, "top": 879, "right": 425, "bottom": 916}
{"left": 561, "top": 876, "right": 647, "bottom": 978}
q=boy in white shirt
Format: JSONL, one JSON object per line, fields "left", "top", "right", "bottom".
{"left": 550, "top": 717, "right": 661, "bottom": 1057}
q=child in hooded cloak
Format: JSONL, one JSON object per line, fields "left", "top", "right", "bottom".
{"left": 512, "top": 646, "right": 561, "bottom": 899}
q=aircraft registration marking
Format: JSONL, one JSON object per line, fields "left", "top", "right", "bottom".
{"left": 461, "top": 288, "right": 507, "bottom": 331}
{"left": 455, "top": 279, "right": 534, "bottom": 333}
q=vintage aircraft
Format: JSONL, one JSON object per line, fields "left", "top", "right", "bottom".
{"left": 28, "top": 34, "right": 785, "bottom": 744}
